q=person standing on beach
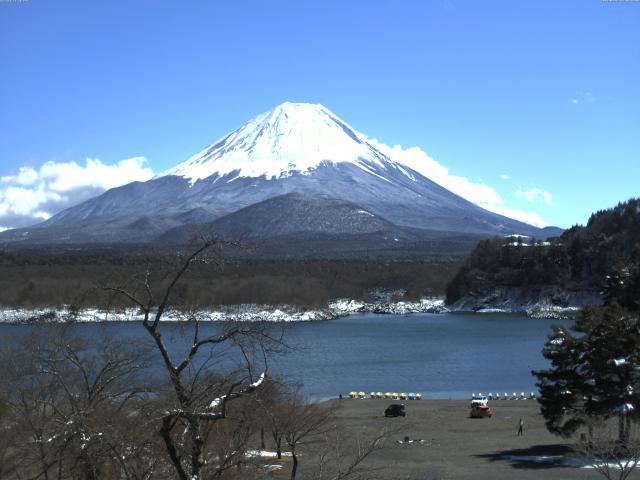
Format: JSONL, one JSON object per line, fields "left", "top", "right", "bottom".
{"left": 517, "top": 418, "right": 524, "bottom": 436}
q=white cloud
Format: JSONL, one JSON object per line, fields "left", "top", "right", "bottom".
{"left": 483, "top": 206, "right": 548, "bottom": 228}
{"left": 370, "top": 140, "right": 502, "bottom": 206}
{"left": 516, "top": 187, "right": 553, "bottom": 205}
{"left": 0, "top": 157, "right": 154, "bottom": 230}
{"left": 369, "top": 139, "right": 550, "bottom": 228}
{"left": 500, "top": 174, "right": 510, "bottom": 180}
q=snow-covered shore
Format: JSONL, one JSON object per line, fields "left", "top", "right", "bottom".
{"left": 329, "top": 297, "right": 448, "bottom": 316}
{"left": 0, "top": 289, "right": 602, "bottom": 323}
{"left": 453, "top": 304, "right": 581, "bottom": 320}
{"left": 0, "top": 297, "right": 448, "bottom": 324}
{"left": 447, "top": 286, "right": 602, "bottom": 319}
{"left": 0, "top": 289, "right": 600, "bottom": 324}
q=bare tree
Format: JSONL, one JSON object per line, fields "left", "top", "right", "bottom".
{"left": 252, "top": 380, "right": 395, "bottom": 480}
{"left": 312, "top": 424, "right": 394, "bottom": 480}
{"left": 251, "top": 378, "right": 288, "bottom": 460}
{"left": 282, "top": 394, "right": 336, "bottom": 480}
{"left": 0, "top": 327, "right": 156, "bottom": 480}
{"left": 105, "top": 240, "right": 281, "bottom": 480}
{"left": 577, "top": 419, "right": 640, "bottom": 480}
{"left": 0, "top": 398, "right": 18, "bottom": 479}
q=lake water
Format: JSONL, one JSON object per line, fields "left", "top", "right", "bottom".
{"left": 0, "top": 312, "right": 569, "bottom": 400}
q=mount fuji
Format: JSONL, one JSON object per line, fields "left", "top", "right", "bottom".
{"left": 0, "top": 102, "right": 560, "bottom": 255}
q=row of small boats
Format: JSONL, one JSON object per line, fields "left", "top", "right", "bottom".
{"left": 348, "top": 391, "right": 422, "bottom": 400}
{"left": 471, "top": 392, "right": 536, "bottom": 400}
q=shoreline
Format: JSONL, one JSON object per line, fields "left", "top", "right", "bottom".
{"left": 0, "top": 296, "right": 583, "bottom": 324}
{"left": 0, "top": 297, "right": 448, "bottom": 324}
{"left": 449, "top": 287, "right": 602, "bottom": 320}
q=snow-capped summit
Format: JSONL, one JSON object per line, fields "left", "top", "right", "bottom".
{"left": 163, "top": 102, "right": 403, "bottom": 184}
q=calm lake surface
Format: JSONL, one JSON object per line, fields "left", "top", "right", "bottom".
{"left": 0, "top": 312, "right": 570, "bottom": 400}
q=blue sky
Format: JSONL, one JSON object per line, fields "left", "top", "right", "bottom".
{"left": 0, "top": 0, "right": 638, "bottom": 230}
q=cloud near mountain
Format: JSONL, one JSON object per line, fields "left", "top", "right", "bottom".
{"left": 0, "top": 157, "right": 153, "bottom": 230}
{"left": 369, "top": 140, "right": 549, "bottom": 228}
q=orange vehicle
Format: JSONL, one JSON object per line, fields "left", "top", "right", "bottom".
{"left": 469, "top": 405, "right": 493, "bottom": 418}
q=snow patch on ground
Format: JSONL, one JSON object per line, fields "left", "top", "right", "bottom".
{"left": 506, "top": 454, "right": 639, "bottom": 469}
{"left": 245, "top": 450, "right": 292, "bottom": 458}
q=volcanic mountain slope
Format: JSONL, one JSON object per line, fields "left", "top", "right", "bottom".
{"left": 158, "top": 193, "right": 403, "bottom": 241}
{"left": 0, "top": 102, "right": 560, "bottom": 247}
{"left": 157, "top": 193, "right": 488, "bottom": 259}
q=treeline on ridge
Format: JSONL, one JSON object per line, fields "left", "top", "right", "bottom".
{"left": 0, "top": 248, "right": 459, "bottom": 309}
{"left": 446, "top": 198, "right": 640, "bottom": 304}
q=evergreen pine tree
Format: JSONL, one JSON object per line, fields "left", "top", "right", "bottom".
{"left": 533, "top": 250, "right": 640, "bottom": 443}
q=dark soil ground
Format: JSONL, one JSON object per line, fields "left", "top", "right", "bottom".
{"left": 262, "top": 399, "right": 638, "bottom": 480}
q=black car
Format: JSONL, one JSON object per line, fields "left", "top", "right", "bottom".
{"left": 384, "top": 404, "right": 406, "bottom": 417}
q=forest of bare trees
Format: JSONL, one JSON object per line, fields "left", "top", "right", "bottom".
{"left": 0, "top": 246, "right": 459, "bottom": 311}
